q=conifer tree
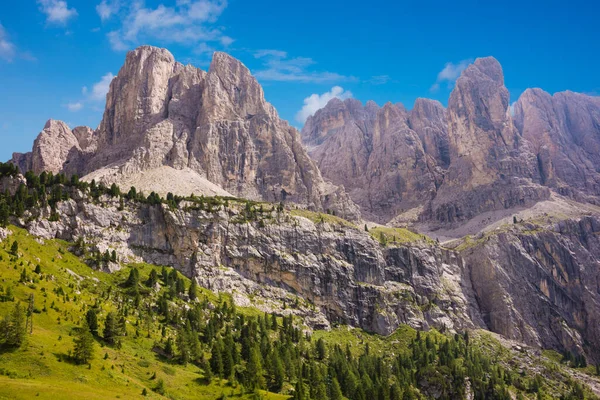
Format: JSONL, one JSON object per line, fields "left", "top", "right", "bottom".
{"left": 73, "top": 320, "right": 95, "bottom": 364}
{"left": 85, "top": 309, "right": 99, "bottom": 336}
{"left": 103, "top": 312, "right": 121, "bottom": 347}
{"left": 0, "top": 302, "right": 26, "bottom": 348}
{"left": 188, "top": 279, "right": 198, "bottom": 301}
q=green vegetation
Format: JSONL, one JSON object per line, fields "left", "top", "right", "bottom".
{"left": 0, "top": 227, "right": 595, "bottom": 399}
{"left": 368, "top": 226, "right": 433, "bottom": 246}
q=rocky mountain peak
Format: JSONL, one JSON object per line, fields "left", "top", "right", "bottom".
{"left": 11, "top": 45, "right": 361, "bottom": 220}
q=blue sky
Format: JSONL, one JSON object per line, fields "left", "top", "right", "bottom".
{"left": 0, "top": 0, "right": 599, "bottom": 161}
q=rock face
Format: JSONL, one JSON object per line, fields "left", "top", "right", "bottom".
{"left": 462, "top": 218, "right": 600, "bottom": 361}
{"left": 15, "top": 120, "right": 98, "bottom": 175}
{"left": 302, "top": 98, "right": 437, "bottom": 222}
{"left": 23, "top": 189, "right": 478, "bottom": 336}
{"left": 430, "top": 57, "right": 549, "bottom": 225}
{"left": 514, "top": 89, "right": 600, "bottom": 201}
{"left": 303, "top": 57, "right": 556, "bottom": 227}
{"left": 12, "top": 46, "right": 360, "bottom": 220}
{"left": 13, "top": 182, "right": 600, "bottom": 362}
{"left": 408, "top": 98, "right": 450, "bottom": 169}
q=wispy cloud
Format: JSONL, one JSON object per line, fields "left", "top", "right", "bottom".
{"left": 368, "top": 75, "right": 391, "bottom": 85}
{"left": 105, "top": 0, "right": 229, "bottom": 52}
{"left": 66, "top": 72, "right": 114, "bottom": 113}
{"left": 509, "top": 101, "right": 516, "bottom": 116}
{"left": 37, "top": 0, "right": 78, "bottom": 25}
{"left": 89, "top": 72, "right": 115, "bottom": 101}
{"left": 96, "top": 0, "right": 120, "bottom": 21}
{"left": 0, "top": 23, "right": 16, "bottom": 62}
{"left": 253, "top": 50, "right": 354, "bottom": 84}
{"left": 430, "top": 59, "right": 472, "bottom": 92}
{"left": 66, "top": 102, "right": 83, "bottom": 112}
{"left": 295, "top": 86, "right": 352, "bottom": 124}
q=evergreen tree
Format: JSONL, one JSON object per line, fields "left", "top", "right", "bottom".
{"left": 0, "top": 302, "right": 26, "bottom": 348}
{"left": 125, "top": 268, "right": 140, "bottom": 288}
{"left": 0, "top": 201, "right": 8, "bottom": 227}
{"left": 73, "top": 320, "right": 95, "bottom": 364}
{"left": 210, "top": 341, "right": 224, "bottom": 378}
{"left": 245, "top": 345, "right": 265, "bottom": 390}
{"left": 316, "top": 337, "right": 327, "bottom": 360}
{"left": 147, "top": 269, "right": 158, "bottom": 287}
{"left": 188, "top": 279, "right": 198, "bottom": 301}
{"left": 109, "top": 183, "right": 120, "bottom": 197}
{"left": 103, "top": 312, "right": 121, "bottom": 347}
{"left": 10, "top": 240, "right": 19, "bottom": 256}
{"left": 85, "top": 309, "right": 99, "bottom": 336}
{"left": 329, "top": 377, "right": 344, "bottom": 400}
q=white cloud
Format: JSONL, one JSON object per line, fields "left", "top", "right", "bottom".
{"left": 107, "top": 0, "right": 229, "bottom": 51}
{"left": 66, "top": 102, "right": 83, "bottom": 112}
{"left": 430, "top": 59, "right": 472, "bottom": 92}
{"left": 254, "top": 50, "right": 354, "bottom": 84}
{"left": 509, "top": 101, "right": 516, "bottom": 116}
{"left": 295, "top": 86, "right": 352, "bottom": 124}
{"left": 220, "top": 36, "right": 234, "bottom": 47}
{"left": 90, "top": 72, "right": 115, "bottom": 101}
{"left": 96, "top": 0, "right": 120, "bottom": 21}
{"left": 37, "top": 0, "right": 78, "bottom": 25}
{"left": 0, "top": 24, "right": 16, "bottom": 62}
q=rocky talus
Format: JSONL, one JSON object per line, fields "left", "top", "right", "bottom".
{"left": 12, "top": 46, "right": 360, "bottom": 220}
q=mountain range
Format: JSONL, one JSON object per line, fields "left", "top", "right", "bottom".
{"left": 5, "top": 46, "right": 600, "bottom": 368}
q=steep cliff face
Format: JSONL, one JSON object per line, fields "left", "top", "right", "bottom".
{"left": 429, "top": 57, "right": 548, "bottom": 226}
{"left": 302, "top": 99, "right": 437, "bottom": 222}
{"left": 21, "top": 189, "right": 477, "bottom": 336}
{"left": 461, "top": 217, "right": 600, "bottom": 362}
{"left": 408, "top": 98, "right": 450, "bottom": 170}
{"left": 12, "top": 46, "right": 360, "bottom": 220}
{"left": 302, "top": 57, "right": 554, "bottom": 227}
{"left": 514, "top": 88, "right": 600, "bottom": 201}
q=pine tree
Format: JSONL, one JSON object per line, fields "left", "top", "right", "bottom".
{"left": 0, "top": 302, "right": 26, "bottom": 348}
{"left": 86, "top": 309, "right": 99, "bottom": 336}
{"left": 103, "top": 312, "right": 121, "bottom": 347}
{"left": 245, "top": 345, "right": 265, "bottom": 390}
{"left": 316, "top": 337, "right": 327, "bottom": 360}
{"left": 329, "top": 377, "right": 343, "bottom": 400}
{"left": 0, "top": 201, "right": 8, "bottom": 227}
{"left": 147, "top": 269, "right": 158, "bottom": 287}
{"left": 125, "top": 268, "right": 139, "bottom": 288}
{"left": 109, "top": 183, "right": 120, "bottom": 197}
{"left": 210, "top": 341, "right": 224, "bottom": 378}
{"left": 10, "top": 240, "right": 18, "bottom": 256}
{"left": 73, "top": 320, "right": 95, "bottom": 364}
{"left": 188, "top": 279, "right": 198, "bottom": 301}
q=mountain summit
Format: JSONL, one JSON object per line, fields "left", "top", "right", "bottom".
{"left": 12, "top": 46, "right": 360, "bottom": 219}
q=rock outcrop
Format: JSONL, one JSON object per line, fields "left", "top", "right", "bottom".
{"left": 303, "top": 57, "right": 556, "bottom": 227}
{"left": 22, "top": 189, "right": 478, "bottom": 336}
{"left": 12, "top": 46, "right": 360, "bottom": 220}
{"left": 10, "top": 179, "right": 599, "bottom": 362}
{"left": 302, "top": 98, "right": 437, "bottom": 222}
{"left": 461, "top": 217, "right": 600, "bottom": 361}
{"left": 514, "top": 89, "right": 600, "bottom": 201}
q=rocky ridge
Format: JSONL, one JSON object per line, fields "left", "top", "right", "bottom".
{"left": 303, "top": 57, "right": 600, "bottom": 230}
{"left": 2, "top": 172, "right": 597, "bottom": 362}
{"left": 12, "top": 46, "right": 360, "bottom": 220}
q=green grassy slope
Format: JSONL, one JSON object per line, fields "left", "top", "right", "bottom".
{"left": 0, "top": 225, "right": 598, "bottom": 399}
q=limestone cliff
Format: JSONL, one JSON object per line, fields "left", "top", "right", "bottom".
{"left": 514, "top": 88, "right": 600, "bottom": 201}
{"left": 302, "top": 99, "right": 437, "bottom": 222}
{"left": 12, "top": 46, "right": 360, "bottom": 220}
